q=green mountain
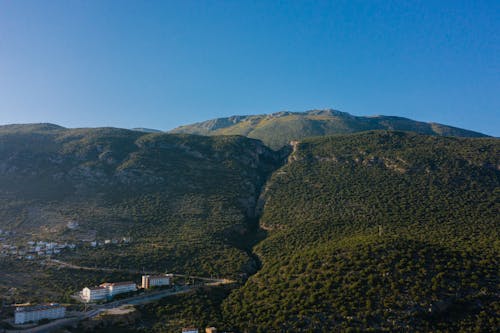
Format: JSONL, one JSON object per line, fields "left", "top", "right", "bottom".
{"left": 170, "top": 109, "right": 488, "bottom": 150}
{"left": 0, "top": 124, "right": 283, "bottom": 301}
{"left": 222, "top": 132, "right": 499, "bottom": 332}
{"left": 134, "top": 132, "right": 499, "bottom": 332}
{"left": 0, "top": 124, "right": 498, "bottom": 332}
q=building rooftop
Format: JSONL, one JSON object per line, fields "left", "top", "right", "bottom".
{"left": 146, "top": 275, "right": 172, "bottom": 279}
{"left": 101, "top": 281, "right": 136, "bottom": 287}
{"left": 16, "top": 303, "right": 64, "bottom": 313}
{"left": 85, "top": 286, "right": 107, "bottom": 291}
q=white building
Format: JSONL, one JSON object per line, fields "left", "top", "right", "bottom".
{"left": 182, "top": 328, "right": 199, "bottom": 333}
{"left": 81, "top": 286, "right": 108, "bottom": 302}
{"left": 81, "top": 281, "right": 137, "bottom": 302}
{"left": 101, "top": 281, "right": 137, "bottom": 296}
{"left": 14, "top": 304, "right": 66, "bottom": 324}
{"left": 67, "top": 221, "right": 79, "bottom": 229}
{"left": 141, "top": 274, "right": 173, "bottom": 289}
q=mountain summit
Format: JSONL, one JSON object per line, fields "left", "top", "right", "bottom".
{"left": 170, "top": 109, "right": 488, "bottom": 149}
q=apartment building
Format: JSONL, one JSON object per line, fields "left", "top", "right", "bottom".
{"left": 14, "top": 304, "right": 66, "bottom": 324}
{"left": 141, "top": 274, "right": 173, "bottom": 289}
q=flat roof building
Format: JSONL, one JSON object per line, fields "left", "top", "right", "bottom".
{"left": 101, "top": 281, "right": 137, "bottom": 296}
{"left": 82, "top": 286, "right": 108, "bottom": 302}
{"left": 81, "top": 281, "right": 137, "bottom": 302}
{"left": 14, "top": 304, "right": 66, "bottom": 324}
{"left": 141, "top": 274, "right": 173, "bottom": 289}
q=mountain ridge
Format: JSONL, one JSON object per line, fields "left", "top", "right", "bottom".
{"left": 170, "top": 109, "right": 489, "bottom": 149}
{"left": 0, "top": 123, "right": 498, "bottom": 332}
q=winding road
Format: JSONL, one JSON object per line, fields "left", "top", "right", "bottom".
{"left": 5, "top": 260, "right": 235, "bottom": 333}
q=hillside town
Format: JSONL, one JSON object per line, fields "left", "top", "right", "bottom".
{"left": 0, "top": 239, "right": 76, "bottom": 260}
{"left": 0, "top": 227, "right": 132, "bottom": 260}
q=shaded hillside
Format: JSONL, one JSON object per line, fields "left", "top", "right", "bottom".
{"left": 0, "top": 124, "right": 283, "bottom": 297}
{"left": 170, "top": 109, "right": 488, "bottom": 149}
{"left": 221, "top": 132, "right": 499, "bottom": 332}
{"left": 1, "top": 125, "right": 498, "bottom": 332}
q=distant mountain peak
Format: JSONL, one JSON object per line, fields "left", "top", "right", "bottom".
{"left": 131, "top": 127, "right": 163, "bottom": 133}
{"left": 0, "top": 123, "right": 66, "bottom": 133}
{"left": 170, "top": 109, "right": 488, "bottom": 149}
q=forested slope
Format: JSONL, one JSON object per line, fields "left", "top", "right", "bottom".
{"left": 222, "top": 132, "right": 499, "bottom": 332}
{"left": 1, "top": 125, "right": 498, "bottom": 332}
{"left": 0, "top": 124, "right": 283, "bottom": 301}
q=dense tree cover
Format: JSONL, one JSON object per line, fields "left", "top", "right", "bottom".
{"left": 222, "top": 132, "right": 499, "bottom": 331}
{"left": 224, "top": 236, "right": 498, "bottom": 331}
{"left": 110, "top": 132, "right": 498, "bottom": 332}
{"left": 138, "top": 286, "right": 231, "bottom": 332}
{"left": 0, "top": 258, "right": 138, "bottom": 304}
{"left": 0, "top": 126, "right": 282, "bottom": 300}
{"left": 1, "top": 127, "right": 498, "bottom": 331}
{"left": 70, "top": 287, "right": 232, "bottom": 333}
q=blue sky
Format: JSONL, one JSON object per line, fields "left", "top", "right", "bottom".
{"left": 0, "top": 0, "right": 498, "bottom": 135}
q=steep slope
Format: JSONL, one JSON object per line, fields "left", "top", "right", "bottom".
{"left": 0, "top": 125, "right": 283, "bottom": 301}
{"left": 1, "top": 125, "right": 498, "bottom": 332}
{"left": 222, "top": 132, "right": 499, "bottom": 332}
{"left": 170, "top": 110, "right": 488, "bottom": 149}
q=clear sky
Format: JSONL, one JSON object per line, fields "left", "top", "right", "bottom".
{"left": 0, "top": 0, "right": 498, "bottom": 135}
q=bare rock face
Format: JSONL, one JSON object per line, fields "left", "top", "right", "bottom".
{"left": 288, "top": 140, "right": 301, "bottom": 163}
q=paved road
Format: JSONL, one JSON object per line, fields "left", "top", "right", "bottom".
{"left": 172, "top": 273, "right": 234, "bottom": 284}
{"left": 6, "top": 259, "right": 236, "bottom": 332}
{"left": 48, "top": 260, "right": 236, "bottom": 284}
{"left": 47, "top": 259, "right": 158, "bottom": 275}
{"left": 5, "top": 317, "right": 79, "bottom": 333}
{"left": 48, "top": 259, "right": 236, "bottom": 287}
{"left": 4, "top": 284, "right": 231, "bottom": 333}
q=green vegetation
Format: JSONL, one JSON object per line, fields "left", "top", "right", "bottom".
{"left": 1, "top": 125, "right": 498, "bottom": 332}
{"left": 222, "top": 132, "right": 499, "bottom": 331}
{"left": 71, "top": 287, "right": 231, "bottom": 333}
{"left": 0, "top": 125, "right": 282, "bottom": 302}
{"left": 170, "top": 110, "right": 488, "bottom": 149}
{"left": 0, "top": 258, "right": 140, "bottom": 304}
{"left": 138, "top": 286, "right": 231, "bottom": 332}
